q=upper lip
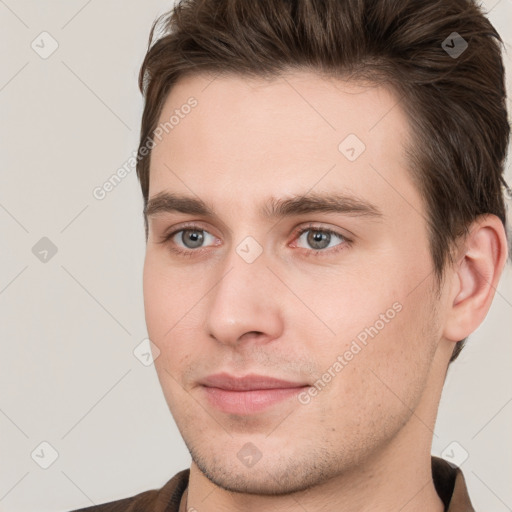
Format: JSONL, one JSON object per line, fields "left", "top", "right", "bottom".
{"left": 200, "top": 373, "right": 309, "bottom": 391}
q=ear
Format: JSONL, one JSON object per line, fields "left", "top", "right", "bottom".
{"left": 443, "top": 214, "right": 508, "bottom": 343}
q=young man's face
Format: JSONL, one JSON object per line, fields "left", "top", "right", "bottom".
{"left": 143, "top": 71, "right": 454, "bottom": 494}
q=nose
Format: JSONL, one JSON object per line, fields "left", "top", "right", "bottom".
{"left": 205, "top": 245, "right": 284, "bottom": 348}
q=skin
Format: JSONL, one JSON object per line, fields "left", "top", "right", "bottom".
{"left": 142, "top": 71, "right": 508, "bottom": 512}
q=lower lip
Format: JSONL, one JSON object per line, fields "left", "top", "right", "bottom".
{"left": 202, "top": 386, "right": 308, "bottom": 414}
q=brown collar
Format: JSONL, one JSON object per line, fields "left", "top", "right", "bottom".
{"left": 432, "top": 456, "right": 475, "bottom": 512}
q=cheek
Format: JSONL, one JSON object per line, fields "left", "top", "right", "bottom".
{"left": 312, "top": 302, "right": 437, "bottom": 440}
{"left": 143, "top": 253, "right": 196, "bottom": 337}
{"left": 297, "top": 271, "right": 401, "bottom": 359}
{"left": 358, "top": 292, "right": 438, "bottom": 405}
{"left": 143, "top": 253, "right": 206, "bottom": 379}
{"left": 143, "top": 260, "right": 169, "bottom": 339}
{"left": 304, "top": 257, "right": 438, "bottom": 398}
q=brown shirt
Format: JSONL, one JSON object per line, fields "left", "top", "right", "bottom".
{"left": 70, "top": 456, "right": 474, "bottom": 511}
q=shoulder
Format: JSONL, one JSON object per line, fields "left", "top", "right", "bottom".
{"left": 67, "top": 469, "right": 190, "bottom": 512}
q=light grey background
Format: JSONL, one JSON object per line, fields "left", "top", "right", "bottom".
{"left": 0, "top": 1, "right": 511, "bottom": 511}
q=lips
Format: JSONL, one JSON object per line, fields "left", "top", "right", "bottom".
{"left": 199, "top": 373, "right": 308, "bottom": 391}
{"left": 199, "top": 373, "right": 310, "bottom": 414}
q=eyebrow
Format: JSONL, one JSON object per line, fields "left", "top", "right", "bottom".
{"left": 144, "top": 191, "right": 383, "bottom": 221}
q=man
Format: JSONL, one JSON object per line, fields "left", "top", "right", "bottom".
{"left": 73, "top": 0, "right": 510, "bottom": 510}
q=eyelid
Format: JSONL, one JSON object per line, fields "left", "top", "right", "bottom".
{"left": 160, "top": 221, "right": 212, "bottom": 240}
{"left": 291, "top": 222, "right": 351, "bottom": 242}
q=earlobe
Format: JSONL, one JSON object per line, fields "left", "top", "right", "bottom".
{"left": 443, "top": 215, "right": 508, "bottom": 343}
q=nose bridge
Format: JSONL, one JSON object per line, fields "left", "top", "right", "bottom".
{"left": 205, "top": 237, "right": 283, "bottom": 346}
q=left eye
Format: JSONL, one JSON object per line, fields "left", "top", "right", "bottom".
{"left": 295, "top": 228, "right": 345, "bottom": 251}
{"left": 171, "top": 228, "right": 217, "bottom": 249}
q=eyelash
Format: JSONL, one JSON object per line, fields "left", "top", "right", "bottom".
{"left": 158, "top": 222, "right": 351, "bottom": 258}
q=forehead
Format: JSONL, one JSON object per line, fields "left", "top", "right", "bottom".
{"left": 148, "top": 71, "right": 418, "bottom": 219}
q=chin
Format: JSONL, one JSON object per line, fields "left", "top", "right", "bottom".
{"left": 189, "top": 442, "right": 337, "bottom": 496}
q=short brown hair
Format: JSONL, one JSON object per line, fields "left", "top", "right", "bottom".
{"left": 136, "top": 0, "right": 510, "bottom": 362}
